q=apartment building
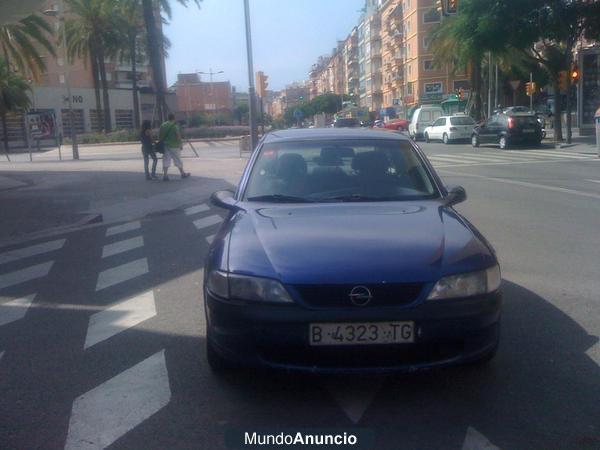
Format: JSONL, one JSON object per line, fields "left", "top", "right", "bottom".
{"left": 0, "top": 0, "right": 170, "bottom": 147}
{"left": 358, "top": 0, "right": 384, "bottom": 112}
{"left": 399, "top": 0, "right": 469, "bottom": 110}
{"left": 306, "top": 0, "right": 471, "bottom": 118}
{"left": 343, "top": 28, "right": 360, "bottom": 98}
{"left": 271, "top": 83, "right": 310, "bottom": 118}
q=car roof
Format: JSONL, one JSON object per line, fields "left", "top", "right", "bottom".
{"left": 263, "top": 128, "right": 410, "bottom": 143}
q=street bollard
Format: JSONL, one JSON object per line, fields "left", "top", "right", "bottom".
{"left": 595, "top": 107, "right": 600, "bottom": 158}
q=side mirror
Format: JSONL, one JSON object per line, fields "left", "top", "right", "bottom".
{"left": 210, "top": 190, "right": 239, "bottom": 211}
{"left": 445, "top": 185, "right": 467, "bottom": 206}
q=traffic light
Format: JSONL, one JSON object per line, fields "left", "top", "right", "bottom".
{"left": 255, "top": 71, "right": 268, "bottom": 98}
{"left": 571, "top": 64, "right": 579, "bottom": 84}
{"left": 558, "top": 71, "right": 568, "bottom": 92}
{"left": 525, "top": 82, "right": 536, "bottom": 97}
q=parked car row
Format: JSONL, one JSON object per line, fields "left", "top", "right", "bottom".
{"left": 332, "top": 106, "right": 545, "bottom": 150}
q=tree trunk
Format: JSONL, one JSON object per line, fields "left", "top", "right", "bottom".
{"left": 89, "top": 40, "right": 102, "bottom": 129}
{"left": 552, "top": 78, "right": 563, "bottom": 142}
{"left": 142, "top": 0, "right": 165, "bottom": 124}
{"left": 97, "top": 43, "right": 112, "bottom": 132}
{"left": 130, "top": 32, "right": 140, "bottom": 129}
{"left": 471, "top": 57, "right": 483, "bottom": 121}
{"left": 1, "top": 111, "right": 9, "bottom": 154}
{"left": 565, "top": 40, "right": 573, "bottom": 144}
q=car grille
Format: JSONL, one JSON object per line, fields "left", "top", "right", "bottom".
{"left": 292, "top": 283, "right": 423, "bottom": 308}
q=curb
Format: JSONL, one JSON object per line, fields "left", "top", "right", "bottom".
{"left": 67, "top": 136, "right": 243, "bottom": 148}
{"left": 0, "top": 213, "right": 103, "bottom": 249}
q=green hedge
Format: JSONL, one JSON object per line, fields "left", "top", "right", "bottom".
{"left": 65, "top": 126, "right": 250, "bottom": 144}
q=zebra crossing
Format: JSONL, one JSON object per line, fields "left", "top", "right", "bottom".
{"left": 184, "top": 202, "right": 224, "bottom": 244}
{"left": 427, "top": 149, "right": 596, "bottom": 168}
{"left": 0, "top": 238, "right": 64, "bottom": 328}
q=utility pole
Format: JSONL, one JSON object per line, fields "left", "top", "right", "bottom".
{"left": 494, "top": 63, "right": 498, "bottom": 109}
{"left": 243, "top": 0, "right": 258, "bottom": 150}
{"left": 487, "top": 52, "right": 493, "bottom": 118}
{"left": 44, "top": 0, "right": 79, "bottom": 160}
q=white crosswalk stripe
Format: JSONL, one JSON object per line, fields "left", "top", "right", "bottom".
{"left": 428, "top": 149, "right": 594, "bottom": 167}
{"left": 105, "top": 221, "right": 141, "bottom": 237}
{"left": 193, "top": 215, "right": 222, "bottom": 230}
{"left": 95, "top": 258, "right": 148, "bottom": 291}
{"left": 0, "top": 350, "right": 4, "bottom": 362}
{"left": 0, "top": 294, "right": 36, "bottom": 327}
{"left": 64, "top": 350, "right": 171, "bottom": 450}
{"left": 101, "top": 236, "right": 144, "bottom": 258}
{"left": 205, "top": 234, "right": 215, "bottom": 244}
{"left": 0, "top": 262, "right": 54, "bottom": 290}
{"left": 84, "top": 291, "right": 156, "bottom": 349}
{"left": 0, "top": 239, "right": 65, "bottom": 265}
{"left": 184, "top": 204, "right": 210, "bottom": 216}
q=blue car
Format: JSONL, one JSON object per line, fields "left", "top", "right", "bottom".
{"left": 204, "top": 128, "right": 501, "bottom": 373}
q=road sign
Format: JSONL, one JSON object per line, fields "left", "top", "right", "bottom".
{"left": 293, "top": 109, "right": 303, "bottom": 120}
{"left": 509, "top": 80, "right": 521, "bottom": 91}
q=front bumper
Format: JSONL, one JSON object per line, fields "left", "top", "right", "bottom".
{"left": 205, "top": 291, "right": 502, "bottom": 374}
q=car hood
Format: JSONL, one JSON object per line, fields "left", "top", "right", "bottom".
{"left": 226, "top": 202, "right": 496, "bottom": 285}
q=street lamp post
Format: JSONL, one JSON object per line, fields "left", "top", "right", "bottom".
{"left": 44, "top": 1, "right": 78, "bottom": 160}
{"left": 197, "top": 68, "right": 224, "bottom": 126}
{"left": 243, "top": 0, "right": 259, "bottom": 149}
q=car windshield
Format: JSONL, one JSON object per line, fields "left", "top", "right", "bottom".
{"left": 244, "top": 139, "right": 439, "bottom": 202}
{"left": 450, "top": 116, "right": 475, "bottom": 125}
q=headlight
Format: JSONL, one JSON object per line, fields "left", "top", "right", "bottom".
{"left": 427, "top": 265, "right": 501, "bottom": 300}
{"left": 206, "top": 270, "right": 293, "bottom": 304}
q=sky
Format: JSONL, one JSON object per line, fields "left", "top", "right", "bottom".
{"left": 164, "top": 0, "right": 365, "bottom": 92}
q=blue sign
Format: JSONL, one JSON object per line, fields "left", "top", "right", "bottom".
{"left": 293, "top": 109, "right": 304, "bottom": 119}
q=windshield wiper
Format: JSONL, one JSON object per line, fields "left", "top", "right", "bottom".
{"left": 319, "top": 194, "right": 400, "bottom": 202}
{"left": 246, "top": 194, "right": 315, "bottom": 203}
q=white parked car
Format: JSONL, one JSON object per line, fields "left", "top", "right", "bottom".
{"left": 423, "top": 115, "right": 476, "bottom": 144}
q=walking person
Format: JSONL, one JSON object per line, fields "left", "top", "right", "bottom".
{"left": 159, "top": 114, "right": 190, "bottom": 181}
{"left": 140, "top": 120, "right": 158, "bottom": 180}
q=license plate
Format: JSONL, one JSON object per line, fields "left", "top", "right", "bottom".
{"left": 523, "top": 128, "right": 534, "bottom": 133}
{"left": 309, "top": 321, "right": 414, "bottom": 346}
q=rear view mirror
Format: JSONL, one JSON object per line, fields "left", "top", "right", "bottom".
{"left": 445, "top": 185, "right": 467, "bottom": 206}
{"left": 210, "top": 190, "right": 240, "bottom": 211}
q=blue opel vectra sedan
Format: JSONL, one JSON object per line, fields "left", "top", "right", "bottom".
{"left": 204, "top": 128, "right": 501, "bottom": 373}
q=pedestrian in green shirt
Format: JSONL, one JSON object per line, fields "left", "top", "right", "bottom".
{"left": 159, "top": 114, "right": 190, "bottom": 181}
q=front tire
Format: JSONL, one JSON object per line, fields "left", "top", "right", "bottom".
{"left": 471, "top": 134, "right": 480, "bottom": 148}
{"left": 443, "top": 133, "right": 449, "bottom": 145}
{"left": 499, "top": 135, "right": 508, "bottom": 150}
{"left": 424, "top": 132, "right": 430, "bottom": 143}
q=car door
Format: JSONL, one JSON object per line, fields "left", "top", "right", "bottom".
{"left": 479, "top": 116, "right": 496, "bottom": 143}
{"left": 430, "top": 118, "right": 445, "bottom": 139}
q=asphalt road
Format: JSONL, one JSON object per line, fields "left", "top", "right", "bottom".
{"left": 0, "top": 139, "right": 598, "bottom": 449}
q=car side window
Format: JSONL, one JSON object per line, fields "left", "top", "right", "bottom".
{"left": 432, "top": 118, "right": 444, "bottom": 127}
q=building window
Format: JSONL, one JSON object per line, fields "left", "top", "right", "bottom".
{"left": 423, "top": 36, "right": 431, "bottom": 50}
{"left": 115, "top": 109, "right": 134, "bottom": 129}
{"left": 407, "top": 19, "right": 411, "bottom": 33}
{"left": 423, "top": 60, "right": 435, "bottom": 71}
{"left": 423, "top": 8, "right": 441, "bottom": 23}
{"left": 407, "top": 43, "right": 411, "bottom": 57}
{"left": 407, "top": 82, "right": 413, "bottom": 95}
{"left": 408, "top": 64, "right": 412, "bottom": 76}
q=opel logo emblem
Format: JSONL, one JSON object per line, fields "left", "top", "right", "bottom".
{"left": 349, "top": 286, "right": 373, "bottom": 306}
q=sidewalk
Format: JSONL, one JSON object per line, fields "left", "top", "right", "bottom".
{"left": 0, "top": 141, "right": 247, "bottom": 245}
{"left": 544, "top": 130, "right": 598, "bottom": 153}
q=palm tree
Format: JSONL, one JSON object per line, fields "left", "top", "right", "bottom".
{"left": 142, "top": 0, "right": 201, "bottom": 124}
{"left": 429, "top": 15, "right": 485, "bottom": 120}
{"left": 0, "top": 57, "right": 31, "bottom": 157}
{"left": 65, "top": 0, "right": 119, "bottom": 132}
{"left": 112, "top": 0, "right": 146, "bottom": 128}
{"left": 0, "top": 14, "right": 55, "bottom": 81}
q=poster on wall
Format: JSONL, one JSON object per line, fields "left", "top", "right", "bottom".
{"left": 26, "top": 111, "right": 57, "bottom": 140}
